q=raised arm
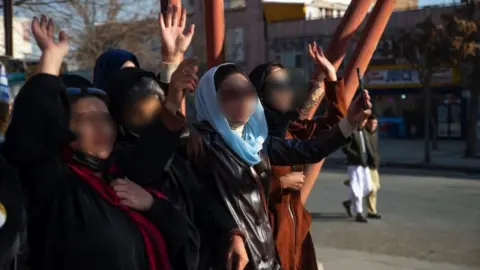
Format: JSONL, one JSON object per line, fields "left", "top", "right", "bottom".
{"left": 157, "top": 5, "right": 195, "bottom": 115}
{"left": 268, "top": 92, "right": 373, "bottom": 166}
{"left": 297, "top": 42, "right": 337, "bottom": 120}
{"left": 119, "top": 58, "right": 199, "bottom": 185}
{"left": 3, "top": 16, "right": 71, "bottom": 166}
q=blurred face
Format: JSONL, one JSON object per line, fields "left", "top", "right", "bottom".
{"left": 367, "top": 119, "right": 378, "bottom": 132}
{"left": 69, "top": 97, "right": 116, "bottom": 159}
{"left": 217, "top": 73, "right": 258, "bottom": 128}
{"left": 264, "top": 66, "right": 294, "bottom": 113}
{"left": 125, "top": 95, "right": 162, "bottom": 132}
{"left": 121, "top": 60, "right": 137, "bottom": 69}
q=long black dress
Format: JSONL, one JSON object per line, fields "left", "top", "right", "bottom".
{"left": 2, "top": 74, "right": 187, "bottom": 270}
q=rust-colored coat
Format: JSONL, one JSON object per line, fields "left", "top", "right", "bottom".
{"left": 268, "top": 79, "right": 347, "bottom": 270}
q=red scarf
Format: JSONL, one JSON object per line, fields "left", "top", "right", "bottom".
{"left": 63, "top": 149, "right": 171, "bottom": 270}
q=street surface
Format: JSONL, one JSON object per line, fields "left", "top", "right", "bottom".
{"left": 307, "top": 168, "right": 480, "bottom": 270}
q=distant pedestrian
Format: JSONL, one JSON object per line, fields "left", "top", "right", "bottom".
{"left": 341, "top": 116, "right": 376, "bottom": 223}
{"left": 365, "top": 115, "right": 381, "bottom": 219}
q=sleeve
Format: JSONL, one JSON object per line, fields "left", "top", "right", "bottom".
{"left": 142, "top": 197, "right": 190, "bottom": 255}
{"left": 3, "top": 74, "right": 74, "bottom": 166}
{"left": 190, "top": 181, "right": 242, "bottom": 240}
{"left": 119, "top": 109, "right": 186, "bottom": 186}
{"left": 267, "top": 119, "right": 353, "bottom": 166}
{"left": 342, "top": 132, "right": 359, "bottom": 159}
{"left": 312, "top": 78, "right": 348, "bottom": 131}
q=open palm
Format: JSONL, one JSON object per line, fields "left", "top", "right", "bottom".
{"left": 159, "top": 5, "right": 195, "bottom": 56}
{"left": 308, "top": 41, "right": 335, "bottom": 80}
{"left": 31, "top": 15, "right": 68, "bottom": 56}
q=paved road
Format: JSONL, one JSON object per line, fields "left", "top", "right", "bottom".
{"left": 306, "top": 168, "right": 480, "bottom": 270}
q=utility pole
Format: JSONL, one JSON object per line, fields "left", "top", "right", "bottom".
{"left": 3, "top": 0, "right": 13, "bottom": 57}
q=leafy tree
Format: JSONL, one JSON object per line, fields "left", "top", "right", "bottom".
{"left": 397, "top": 16, "right": 451, "bottom": 163}
{"left": 441, "top": 0, "right": 479, "bottom": 157}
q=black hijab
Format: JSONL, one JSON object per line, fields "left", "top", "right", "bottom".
{"left": 104, "top": 67, "right": 166, "bottom": 145}
{"left": 249, "top": 62, "right": 299, "bottom": 137}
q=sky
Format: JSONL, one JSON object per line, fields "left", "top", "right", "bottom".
{"left": 418, "top": 0, "right": 460, "bottom": 6}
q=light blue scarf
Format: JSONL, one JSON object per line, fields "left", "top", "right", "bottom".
{"left": 195, "top": 63, "right": 268, "bottom": 166}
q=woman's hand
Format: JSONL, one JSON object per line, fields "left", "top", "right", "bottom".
{"left": 32, "top": 15, "right": 69, "bottom": 76}
{"left": 159, "top": 5, "right": 195, "bottom": 64}
{"left": 227, "top": 235, "right": 249, "bottom": 270}
{"left": 165, "top": 57, "right": 199, "bottom": 114}
{"left": 111, "top": 178, "right": 154, "bottom": 211}
{"left": 279, "top": 172, "right": 305, "bottom": 190}
{"left": 308, "top": 41, "right": 336, "bottom": 81}
{"left": 346, "top": 90, "right": 372, "bottom": 127}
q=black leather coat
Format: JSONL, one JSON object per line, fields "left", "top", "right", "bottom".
{"left": 182, "top": 121, "right": 350, "bottom": 270}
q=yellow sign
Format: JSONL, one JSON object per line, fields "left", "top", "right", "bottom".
{"left": 263, "top": 2, "right": 306, "bottom": 23}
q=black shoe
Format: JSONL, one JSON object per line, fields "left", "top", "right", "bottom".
{"left": 367, "top": 213, "right": 382, "bottom": 219}
{"left": 342, "top": 200, "right": 352, "bottom": 218}
{"left": 355, "top": 214, "right": 368, "bottom": 223}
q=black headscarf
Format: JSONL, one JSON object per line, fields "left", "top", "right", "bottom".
{"left": 249, "top": 62, "right": 299, "bottom": 137}
{"left": 93, "top": 49, "right": 140, "bottom": 90}
{"left": 104, "top": 67, "right": 166, "bottom": 145}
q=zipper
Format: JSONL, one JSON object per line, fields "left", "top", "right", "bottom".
{"left": 288, "top": 202, "right": 296, "bottom": 252}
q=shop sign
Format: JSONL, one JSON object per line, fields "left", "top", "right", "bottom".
{"left": 364, "top": 67, "right": 458, "bottom": 88}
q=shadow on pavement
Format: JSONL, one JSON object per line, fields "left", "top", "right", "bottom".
{"left": 321, "top": 162, "right": 480, "bottom": 180}
{"left": 310, "top": 212, "right": 350, "bottom": 221}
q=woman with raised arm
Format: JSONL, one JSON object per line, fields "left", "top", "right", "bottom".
{"left": 181, "top": 63, "right": 372, "bottom": 270}
{"left": 249, "top": 42, "right": 347, "bottom": 270}
{"left": 2, "top": 15, "right": 192, "bottom": 270}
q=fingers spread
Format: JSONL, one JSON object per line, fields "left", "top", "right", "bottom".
{"left": 47, "top": 18, "right": 54, "bottom": 39}
{"left": 179, "top": 7, "right": 187, "bottom": 28}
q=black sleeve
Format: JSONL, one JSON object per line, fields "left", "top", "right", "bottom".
{"left": 3, "top": 74, "right": 74, "bottom": 166}
{"left": 118, "top": 109, "right": 185, "bottom": 186}
{"left": 266, "top": 124, "right": 350, "bottom": 166}
{"left": 142, "top": 197, "right": 189, "bottom": 255}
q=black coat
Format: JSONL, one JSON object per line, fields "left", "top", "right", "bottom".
{"left": 0, "top": 153, "right": 25, "bottom": 270}
{"left": 342, "top": 129, "right": 380, "bottom": 169}
{"left": 116, "top": 131, "right": 239, "bottom": 270}
{"left": 181, "top": 121, "right": 350, "bottom": 270}
{"left": 2, "top": 74, "right": 189, "bottom": 270}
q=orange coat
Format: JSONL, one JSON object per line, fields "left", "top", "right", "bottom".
{"left": 268, "top": 79, "right": 347, "bottom": 270}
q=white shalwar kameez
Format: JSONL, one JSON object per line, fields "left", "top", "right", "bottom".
{"left": 348, "top": 130, "right": 373, "bottom": 214}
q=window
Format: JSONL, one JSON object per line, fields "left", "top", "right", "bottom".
{"left": 182, "top": 0, "right": 195, "bottom": 13}
{"left": 295, "top": 53, "right": 304, "bottom": 68}
{"left": 225, "top": 28, "right": 245, "bottom": 62}
{"left": 225, "top": 0, "right": 246, "bottom": 10}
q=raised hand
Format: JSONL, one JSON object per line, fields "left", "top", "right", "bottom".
{"left": 32, "top": 15, "right": 69, "bottom": 76}
{"left": 159, "top": 5, "right": 195, "bottom": 63}
{"left": 32, "top": 15, "right": 68, "bottom": 57}
{"left": 346, "top": 90, "right": 372, "bottom": 127}
{"left": 165, "top": 57, "right": 199, "bottom": 114}
{"left": 308, "top": 41, "right": 336, "bottom": 81}
{"left": 111, "top": 178, "right": 154, "bottom": 211}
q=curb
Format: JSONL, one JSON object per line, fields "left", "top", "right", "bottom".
{"left": 326, "top": 158, "right": 480, "bottom": 174}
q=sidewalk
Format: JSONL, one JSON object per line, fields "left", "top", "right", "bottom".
{"left": 315, "top": 247, "right": 477, "bottom": 270}
{"left": 327, "top": 139, "right": 480, "bottom": 173}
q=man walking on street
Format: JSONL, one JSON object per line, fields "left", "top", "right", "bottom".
{"left": 342, "top": 115, "right": 381, "bottom": 222}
